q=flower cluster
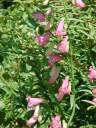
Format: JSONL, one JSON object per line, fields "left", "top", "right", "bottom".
{"left": 26, "top": 97, "right": 43, "bottom": 127}
{"left": 82, "top": 66, "right": 96, "bottom": 106}
{"left": 26, "top": 0, "right": 96, "bottom": 127}
{"left": 48, "top": 115, "right": 63, "bottom": 128}
{"left": 27, "top": 10, "right": 70, "bottom": 127}
{"left": 72, "top": 0, "right": 86, "bottom": 8}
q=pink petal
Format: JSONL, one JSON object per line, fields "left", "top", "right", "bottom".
{"left": 50, "top": 55, "right": 62, "bottom": 62}
{"left": 56, "top": 91, "right": 64, "bottom": 102}
{"left": 92, "top": 88, "right": 96, "bottom": 96}
{"left": 88, "top": 66, "right": 96, "bottom": 83}
{"left": 48, "top": 126, "right": 52, "bottom": 128}
{"left": 82, "top": 99, "right": 96, "bottom": 106}
{"left": 73, "top": 0, "right": 86, "bottom": 8}
{"left": 48, "top": 65, "right": 60, "bottom": 84}
{"left": 48, "top": 55, "right": 62, "bottom": 67}
{"left": 27, "top": 96, "right": 43, "bottom": 108}
{"left": 55, "top": 20, "right": 65, "bottom": 37}
{"left": 49, "top": 115, "right": 63, "bottom": 128}
{"left": 33, "top": 12, "right": 45, "bottom": 22}
{"left": 56, "top": 77, "right": 71, "bottom": 101}
{"left": 27, "top": 116, "right": 37, "bottom": 127}
{"left": 36, "top": 32, "right": 51, "bottom": 46}
{"left": 54, "top": 115, "right": 61, "bottom": 122}
{"left": 92, "top": 98, "right": 96, "bottom": 103}
{"left": 57, "top": 36, "right": 69, "bottom": 54}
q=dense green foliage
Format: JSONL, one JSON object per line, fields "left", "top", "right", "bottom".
{"left": 0, "top": 0, "right": 96, "bottom": 128}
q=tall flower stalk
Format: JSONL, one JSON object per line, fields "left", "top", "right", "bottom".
{"left": 68, "top": 44, "right": 76, "bottom": 127}
{"left": 63, "top": 1, "right": 76, "bottom": 126}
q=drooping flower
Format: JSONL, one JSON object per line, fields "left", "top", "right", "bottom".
{"left": 48, "top": 115, "right": 63, "bottom": 128}
{"left": 48, "top": 65, "right": 60, "bottom": 84}
{"left": 92, "top": 88, "right": 96, "bottom": 96}
{"left": 56, "top": 77, "right": 71, "bottom": 101}
{"left": 27, "top": 105, "right": 40, "bottom": 127}
{"left": 82, "top": 98, "right": 96, "bottom": 106}
{"left": 57, "top": 36, "right": 69, "bottom": 54}
{"left": 27, "top": 116, "right": 37, "bottom": 127}
{"left": 48, "top": 54, "right": 62, "bottom": 67}
{"left": 55, "top": 20, "right": 66, "bottom": 37}
{"left": 33, "top": 12, "right": 45, "bottom": 22}
{"left": 27, "top": 96, "right": 43, "bottom": 108}
{"left": 89, "top": 66, "right": 96, "bottom": 83}
{"left": 92, "top": 98, "right": 96, "bottom": 104}
{"left": 72, "top": 0, "right": 86, "bottom": 8}
{"left": 36, "top": 32, "right": 51, "bottom": 46}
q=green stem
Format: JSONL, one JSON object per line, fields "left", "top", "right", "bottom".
{"left": 68, "top": 102, "right": 76, "bottom": 125}
{"left": 63, "top": 1, "right": 76, "bottom": 126}
{"left": 68, "top": 44, "right": 76, "bottom": 127}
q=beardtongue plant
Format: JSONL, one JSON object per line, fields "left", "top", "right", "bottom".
{"left": 55, "top": 20, "right": 66, "bottom": 37}
{"left": 28, "top": 1, "right": 96, "bottom": 126}
{"left": 48, "top": 54, "right": 62, "bottom": 67}
{"left": 0, "top": 0, "right": 96, "bottom": 128}
{"left": 48, "top": 65, "right": 60, "bottom": 84}
{"left": 88, "top": 66, "right": 96, "bottom": 83}
{"left": 57, "top": 36, "right": 69, "bottom": 54}
{"left": 32, "top": 12, "right": 46, "bottom": 22}
{"left": 56, "top": 77, "right": 71, "bottom": 102}
{"left": 26, "top": 96, "right": 44, "bottom": 108}
{"left": 48, "top": 115, "right": 63, "bottom": 128}
{"left": 36, "top": 32, "right": 51, "bottom": 47}
{"left": 26, "top": 98, "right": 43, "bottom": 127}
{"left": 72, "top": 0, "right": 86, "bottom": 8}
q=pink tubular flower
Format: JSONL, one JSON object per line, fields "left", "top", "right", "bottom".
{"left": 89, "top": 66, "right": 96, "bottom": 83}
{"left": 92, "top": 88, "right": 96, "bottom": 96}
{"left": 36, "top": 32, "right": 51, "bottom": 46}
{"left": 27, "top": 96, "right": 43, "bottom": 108}
{"left": 56, "top": 77, "right": 71, "bottom": 101}
{"left": 48, "top": 54, "right": 62, "bottom": 67}
{"left": 48, "top": 115, "right": 63, "bottom": 128}
{"left": 33, "top": 12, "right": 45, "bottom": 22}
{"left": 82, "top": 98, "right": 96, "bottom": 106}
{"left": 55, "top": 20, "right": 66, "bottom": 37}
{"left": 57, "top": 36, "right": 69, "bottom": 54}
{"left": 27, "top": 105, "right": 40, "bottom": 127}
{"left": 48, "top": 65, "right": 60, "bottom": 84}
{"left": 92, "top": 98, "right": 96, "bottom": 103}
{"left": 27, "top": 116, "right": 37, "bottom": 127}
{"left": 72, "top": 0, "right": 86, "bottom": 8}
